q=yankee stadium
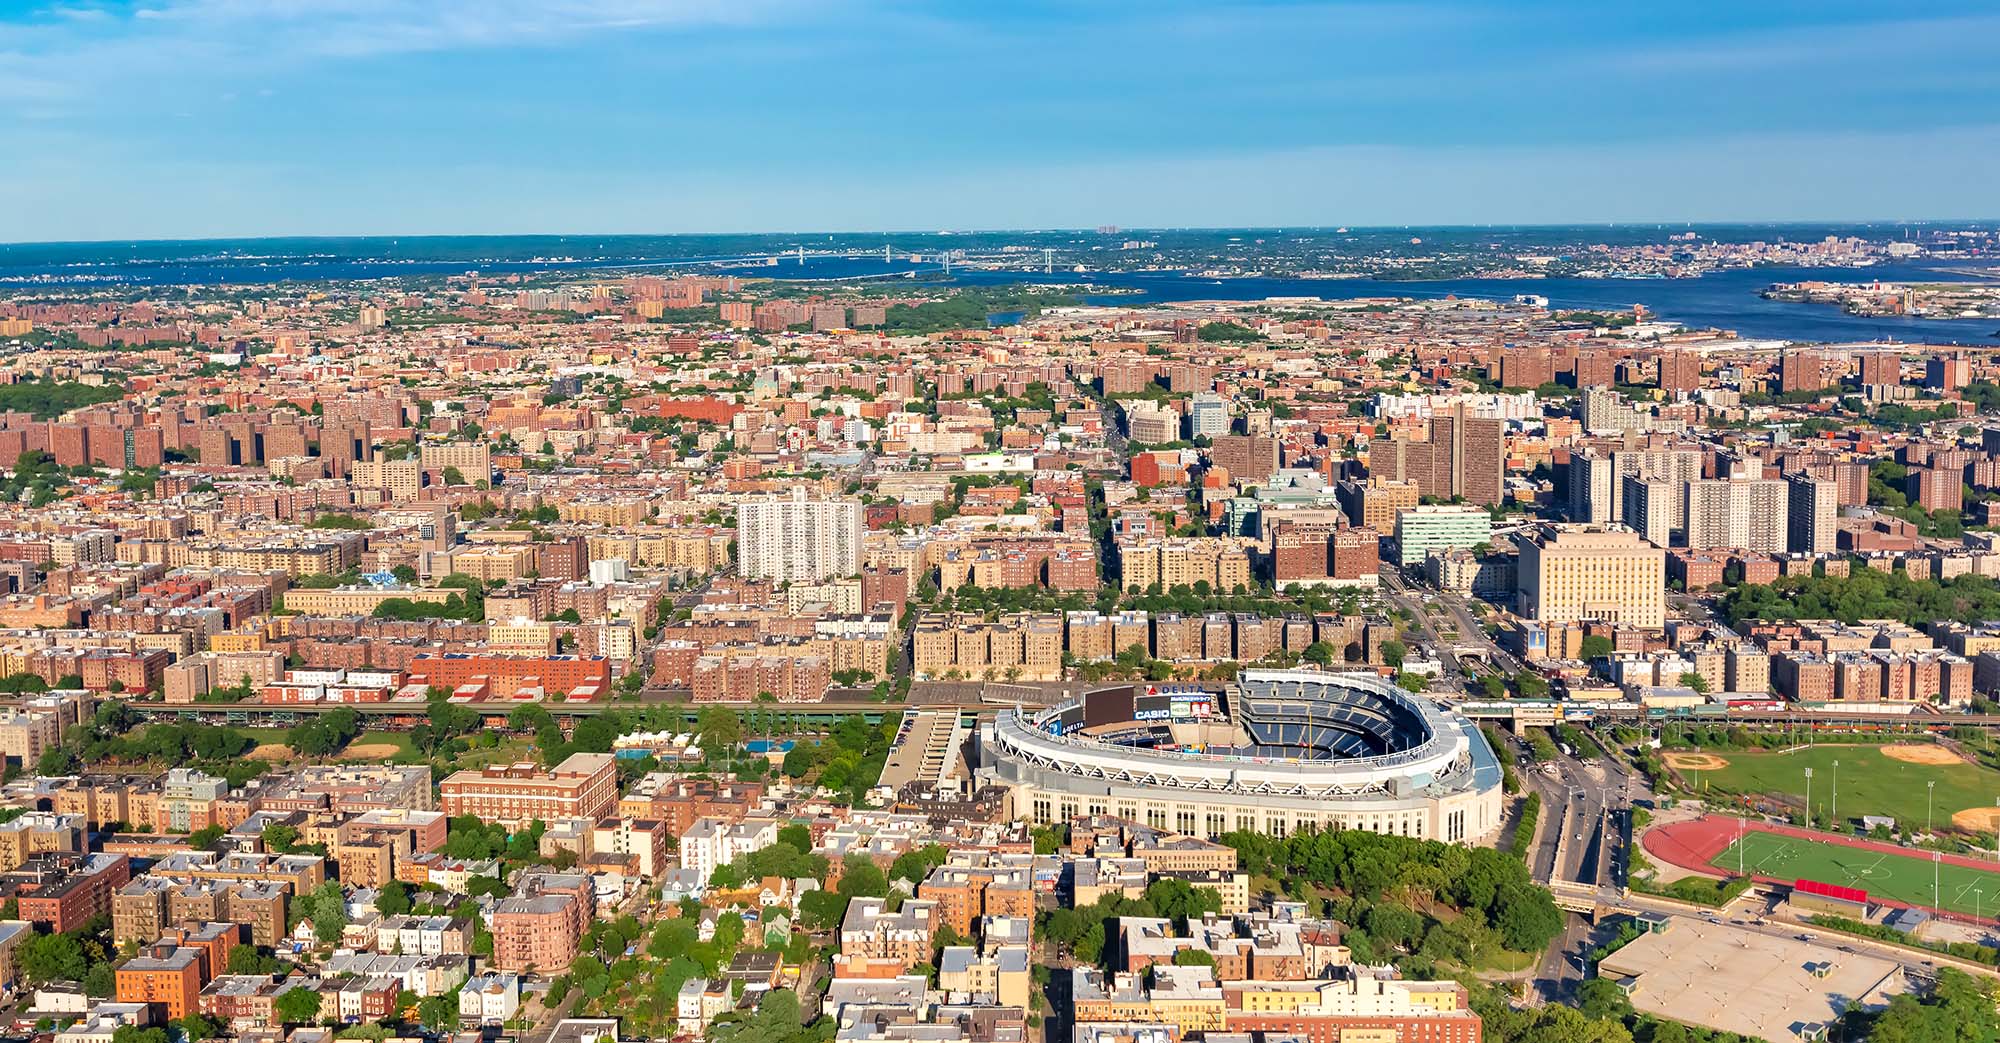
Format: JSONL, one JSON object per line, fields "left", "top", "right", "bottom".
{"left": 974, "top": 669, "right": 1505, "bottom": 844}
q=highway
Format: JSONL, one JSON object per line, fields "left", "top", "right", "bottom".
{"left": 1515, "top": 732, "right": 1646, "bottom": 1001}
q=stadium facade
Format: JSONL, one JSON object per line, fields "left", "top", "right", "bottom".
{"left": 973, "top": 669, "right": 1504, "bottom": 844}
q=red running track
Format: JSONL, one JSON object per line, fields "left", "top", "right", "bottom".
{"left": 1643, "top": 814, "right": 2000, "bottom": 923}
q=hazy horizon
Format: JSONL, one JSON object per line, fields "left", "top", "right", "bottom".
{"left": 6, "top": 218, "right": 2000, "bottom": 251}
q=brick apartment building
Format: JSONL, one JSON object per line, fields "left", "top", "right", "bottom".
{"left": 440, "top": 753, "right": 618, "bottom": 827}
{"left": 491, "top": 872, "right": 593, "bottom": 974}
{"left": 407, "top": 653, "right": 612, "bottom": 699}
{"left": 117, "top": 943, "right": 207, "bottom": 1019}
{"left": 4, "top": 853, "right": 133, "bottom": 932}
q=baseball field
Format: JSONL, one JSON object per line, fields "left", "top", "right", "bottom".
{"left": 1670, "top": 742, "right": 2000, "bottom": 834}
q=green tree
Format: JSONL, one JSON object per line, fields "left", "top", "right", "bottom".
{"left": 837, "top": 854, "right": 889, "bottom": 899}
{"left": 262, "top": 822, "right": 301, "bottom": 854}
{"left": 781, "top": 742, "right": 817, "bottom": 778}
{"left": 776, "top": 823, "right": 813, "bottom": 855}
{"left": 308, "top": 881, "right": 348, "bottom": 945}
{"left": 1379, "top": 640, "right": 1406, "bottom": 669}
{"left": 1196, "top": 322, "right": 1259, "bottom": 343}
{"left": 37, "top": 745, "right": 79, "bottom": 776}
{"left": 18, "top": 932, "right": 88, "bottom": 983}
{"left": 1576, "top": 977, "right": 1633, "bottom": 1021}
{"left": 890, "top": 844, "right": 949, "bottom": 886}
{"left": 697, "top": 706, "right": 743, "bottom": 748}
{"left": 798, "top": 889, "right": 849, "bottom": 930}
{"left": 1144, "top": 878, "right": 1221, "bottom": 927}
{"left": 375, "top": 880, "right": 412, "bottom": 917}
{"left": 273, "top": 986, "right": 322, "bottom": 1025}
{"left": 111, "top": 1028, "right": 170, "bottom": 1043}
{"left": 417, "top": 994, "right": 459, "bottom": 1031}
{"left": 227, "top": 944, "right": 281, "bottom": 975}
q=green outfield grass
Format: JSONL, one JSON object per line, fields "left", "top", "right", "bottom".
{"left": 1713, "top": 829, "right": 2000, "bottom": 919}
{"left": 1681, "top": 743, "right": 2000, "bottom": 833}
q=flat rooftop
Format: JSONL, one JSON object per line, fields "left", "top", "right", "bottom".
{"left": 1597, "top": 917, "right": 1909, "bottom": 1041}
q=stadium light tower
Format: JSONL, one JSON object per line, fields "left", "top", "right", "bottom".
{"left": 1928, "top": 780, "right": 1936, "bottom": 835}
{"left": 1804, "top": 767, "right": 1813, "bottom": 828}
{"left": 1831, "top": 759, "right": 1838, "bottom": 826}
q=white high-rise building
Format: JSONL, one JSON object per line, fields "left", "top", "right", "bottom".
{"left": 1787, "top": 473, "right": 1838, "bottom": 555}
{"left": 1620, "top": 475, "right": 1673, "bottom": 548}
{"left": 1682, "top": 477, "right": 1789, "bottom": 552}
{"left": 735, "top": 488, "right": 863, "bottom": 582}
{"left": 1189, "top": 393, "right": 1230, "bottom": 439}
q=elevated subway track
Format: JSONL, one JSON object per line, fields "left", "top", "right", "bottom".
{"left": 110, "top": 698, "right": 2000, "bottom": 733}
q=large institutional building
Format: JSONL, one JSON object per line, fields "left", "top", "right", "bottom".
{"left": 975, "top": 670, "right": 1504, "bottom": 845}
{"left": 1516, "top": 523, "right": 1666, "bottom": 630}
{"left": 734, "top": 489, "right": 863, "bottom": 583}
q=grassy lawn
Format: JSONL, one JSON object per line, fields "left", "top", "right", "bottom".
{"left": 1714, "top": 830, "right": 2000, "bottom": 919}
{"left": 1682, "top": 743, "right": 2000, "bottom": 834}
{"left": 444, "top": 738, "right": 536, "bottom": 770}
{"left": 1469, "top": 947, "right": 1538, "bottom": 973}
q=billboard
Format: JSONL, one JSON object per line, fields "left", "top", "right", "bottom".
{"left": 1082, "top": 685, "right": 1138, "bottom": 729}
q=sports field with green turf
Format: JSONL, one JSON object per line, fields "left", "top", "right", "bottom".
{"left": 1713, "top": 829, "right": 2000, "bottom": 919}
{"left": 1679, "top": 743, "right": 2000, "bottom": 833}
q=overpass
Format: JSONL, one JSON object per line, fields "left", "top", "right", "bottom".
{"left": 124, "top": 691, "right": 923, "bottom": 727}
{"left": 1455, "top": 700, "right": 1988, "bottom": 731}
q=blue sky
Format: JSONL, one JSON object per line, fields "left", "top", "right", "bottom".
{"left": 1, "top": 0, "right": 1996, "bottom": 240}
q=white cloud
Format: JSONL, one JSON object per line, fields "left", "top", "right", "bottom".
{"left": 61, "top": 0, "right": 807, "bottom": 56}
{"left": 0, "top": 0, "right": 813, "bottom": 105}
